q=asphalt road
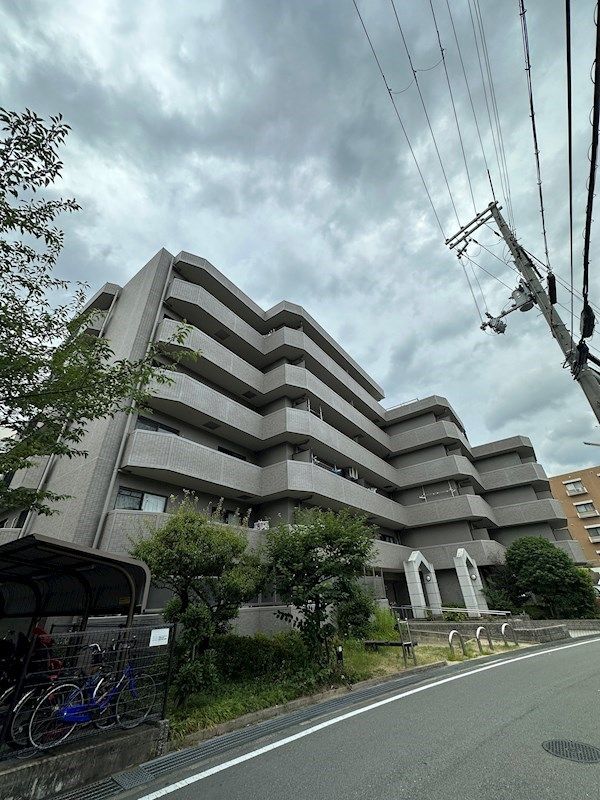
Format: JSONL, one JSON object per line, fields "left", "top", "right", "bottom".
{"left": 129, "top": 638, "right": 600, "bottom": 800}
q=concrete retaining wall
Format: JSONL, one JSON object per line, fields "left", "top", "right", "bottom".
{"left": 2, "top": 721, "right": 168, "bottom": 800}
{"left": 408, "top": 620, "right": 570, "bottom": 644}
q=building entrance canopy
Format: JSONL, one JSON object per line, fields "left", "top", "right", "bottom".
{"left": 0, "top": 534, "right": 150, "bottom": 626}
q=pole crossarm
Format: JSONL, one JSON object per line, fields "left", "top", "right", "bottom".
{"left": 445, "top": 202, "right": 499, "bottom": 250}
{"left": 447, "top": 202, "right": 600, "bottom": 426}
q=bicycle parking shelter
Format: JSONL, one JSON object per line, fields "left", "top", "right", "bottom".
{"left": 0, "top": 535, "right": 170, "bottom": 757}
{"left": 0, "top": 533, "right": 150, "bottom": 631}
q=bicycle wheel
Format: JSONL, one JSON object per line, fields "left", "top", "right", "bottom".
{"left": 28, "top": 683, "right": 83, "bottom": 750}
{"left": 9, "top": 688, "right": 37, "bottom": 748}
{"left": 115, "top": 673, "right": 156, "bottom": 729}
{"left": 92, "top": 676, "right": 119, "bottom": 730}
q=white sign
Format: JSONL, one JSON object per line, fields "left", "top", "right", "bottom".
{"left": 149, "top": 627, "right": 170, "bottom": 647}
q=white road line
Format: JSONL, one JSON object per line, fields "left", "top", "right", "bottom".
{"left": 138, "top": 637, "right": 600, "bottom": 799}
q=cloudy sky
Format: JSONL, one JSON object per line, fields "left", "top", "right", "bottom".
{"left": 2, "top": 0, "right": 600, "bottom": 475}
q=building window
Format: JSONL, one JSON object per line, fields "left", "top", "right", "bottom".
{"left": 0, "top": 519, "right": 6, "bottom": 528}
{"left": 115, "top": 487, "right": 167, "bottom": 513}
{"left": 574, "top": 501, "right": 598, "bottom": 518}
{"left": 585, "top": 524, "right": 600, "bottom": 543}
{"left": 16, "top": 510, "right": 27, "bottom": 528}
{"left": 563, "top": 478, "right": 586, "bottom": 496}
{"left": 218, "top": 446, "right": 247, "bottom": 461}
{"left": 135, "top": 416, "right": 179, "bottom": 435}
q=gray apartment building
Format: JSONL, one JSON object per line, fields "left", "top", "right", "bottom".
{"left": 0, "top": 249, "right": 585, "bottom": 622}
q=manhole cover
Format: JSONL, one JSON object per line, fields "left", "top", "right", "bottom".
{"left": 542, "top": 740, "right": 600, "bottom": 763}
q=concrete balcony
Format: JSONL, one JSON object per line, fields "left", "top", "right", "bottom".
{"left": 166, "top": 278, "right": 382, "bottom": 418}
{"left": 148, "top": 372, "right": 264, "bottom": 448}
{"left": 122, "top": 430, "right": 263, "bottom": 498}
{"left": 263, "top": 327, "right": 383, "bottom": 419}
{"left": 389, "top": 421, "right": 470, "bottom": 456}
{"left": 393, "top": 455, "right": 482, "bottom": 492}
{"left": 156, "top": 318, "right": 264, "bottom": 398}
{"left": 419, "top": 539, "right": 506, "bottom": 570}
{"left": 472, "top": 436, "right": 535, "bottom": 461}
{"left": 270, "top": 461, "right": 408, "bottom": 528}
{"left": 167, "top": 278, "right": 265, "bottom": 362}
{"left": 553, "top": 539, "right": 587, "bottom": 564}
{"left": 269, "top": 364, "right": 391, "bottom": 454}
{"left": 149, "top": 373, "right": 397, "bottom": 485}
{"left": 371, "top": 539, "right": 413, "bottom": 570}
{"left": 101, "top": 510, "right": 170, "bottom": 554}
{"left": 384, "top": 396, "right": 465, "bottom": 431}
{"left": 480, "top": 462, "right": 549, "bottom": 492}
{"left": 270, "top": 408, "right": 399, "bottom": 488}
{"left": 493, "top": 498, "right": 566, "bottom": 529}
{"left": 405, "top": 494, "right": 496, "bottom": 528}
{"left": 172, "top": 254, "right": 385, "bottom": 400}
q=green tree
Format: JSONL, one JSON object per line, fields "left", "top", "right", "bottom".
{"left": 266, "top": 507, "right": 375, "bottom": 662}
{"left": 505, "top": 536, "right": 598, "bottom": 619}
{"left": 0, "top": 109, "right": 190, "bottom": 515}
{"left": 335, "top": 579, "right": 376, "bottom": 639}
{"left": 131, "top": 495, "right": 263, "bottom": 699}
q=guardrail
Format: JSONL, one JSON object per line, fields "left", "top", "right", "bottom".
{"left": 392, "top": 604, "right": 511, "bottom": 620}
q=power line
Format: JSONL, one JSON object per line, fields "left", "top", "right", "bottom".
{"left": 445, "top": 0, "right": 497, "bottom": 204}
{"left": 518, "top": 0, "right": 552, "bottom": 271}
{"left": 352, "top": 0, "right": 446, "bottom": 238}
{"left": 565, "top": 0, "right": 575, "bottom": 340}
{"left": 468, "top": 0, "right": 514, "bottom": 229}
{"left": 581, "top": 4, "right": 600, "bottom": 311}
{"left": 474, "top": 0, "right": 515, "bottom": 229}
{"left": 429, "top": 0, "right": 477, "bottom": 214}
{"left": 389, "top": 0, "right": 462, "bottom": 227}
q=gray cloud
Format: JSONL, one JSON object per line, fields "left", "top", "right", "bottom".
{"left": 2, "top": 0, "right": 600, "bottom": 475}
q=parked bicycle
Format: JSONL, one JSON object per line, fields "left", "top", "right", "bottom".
{"left": 28, "top": 640, "right": 156, "bottom": 750}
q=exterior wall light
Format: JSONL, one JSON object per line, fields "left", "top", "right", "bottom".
{"left": 425, "top": 574, "right": 432, "bottom": 582}
{"left": 470, "top": 574, "right": 477, "bottom": 580}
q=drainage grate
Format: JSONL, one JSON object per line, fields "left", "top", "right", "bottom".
{"left": 542, "top": 740, "right": 600, "bottom": 763}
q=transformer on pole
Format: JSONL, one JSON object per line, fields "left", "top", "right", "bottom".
{"left": 446, "top": 202, "right": 600, "bottom": 425}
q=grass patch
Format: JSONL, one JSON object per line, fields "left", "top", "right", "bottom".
{"left": 169, "top": 637, "right": 521, "bottom": 740}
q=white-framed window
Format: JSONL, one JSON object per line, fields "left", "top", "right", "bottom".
{"left": 574, "top": 500, "right": 599, "bottom": 518}
{"left": 585, "top": 523, "right": 600, "bottom": 543}
{"left": 563, "top": 478, "right": 586, "bottom": 496}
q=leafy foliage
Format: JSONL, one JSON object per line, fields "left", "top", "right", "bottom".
{"left": 265, "top": 507, "right": 375, "bottom": 662}
{"left": 0, "top": 109, "right": 191, "bottom": 515}
{"left": 335, "top": 580, "right": 376, "bottom": 639}
{"left": 131, "top": 495, "right": 263, "bottom": 700}
{"left": 501, "top": 536, "right": 598, "bottom": 619}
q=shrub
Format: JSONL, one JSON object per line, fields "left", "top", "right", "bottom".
{"left": 335, "top": 581, "right": 376, "bottom": 639}
{"left": 211, "top": 631, "right": 311, "bottom": 681}
{"left": 442, "top": 603, "right": 468, "bottom": 622}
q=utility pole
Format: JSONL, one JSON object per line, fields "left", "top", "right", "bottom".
{"left": 446, "top": 201, "right": 600, "bottom": 426}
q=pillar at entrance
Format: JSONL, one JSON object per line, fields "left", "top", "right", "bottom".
{"left": 453, "top": 548, "right": 489, "bottom": 618}
{"left": 403, "top": 551, "right": 443, "bottom": 618}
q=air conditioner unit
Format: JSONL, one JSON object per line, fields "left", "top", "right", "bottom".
{"left": 346, "top": 467, "right": 359, "bottom": 481}
{"left": 253, "top": 520, "right": 270, "bottom": 531}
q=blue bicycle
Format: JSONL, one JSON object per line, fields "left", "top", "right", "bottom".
{"left": 27, "top": 643, "right": 156, "bottom": 750}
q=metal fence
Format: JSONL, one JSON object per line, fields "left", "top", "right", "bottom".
{"left": 0, "top": 623, "right": 175, "bottom": 760}
{"left": 393, "top": 604, "right": 511, "bottom": 620}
